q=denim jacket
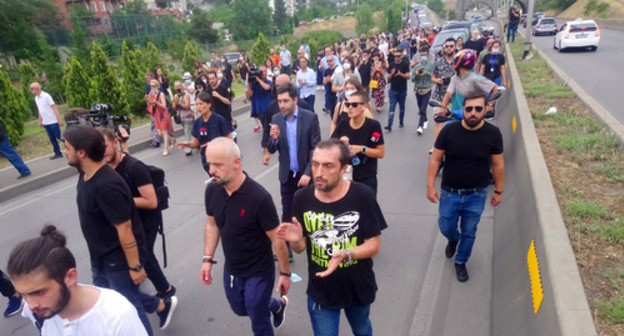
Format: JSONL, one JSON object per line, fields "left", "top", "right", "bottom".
{"left": 411, "top": 58, "right": 435, "bottom": 89}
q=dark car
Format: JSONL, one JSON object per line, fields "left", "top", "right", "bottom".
{"left": 532, "top": 17, "right": 557, "bottom": 36}
{"left": 431, "top": 28, "right": 469, "bottom": 58}
{"left": 222, "top": 52, "right": 240, "bottom": 67}
{"left": 441, "top": 21, "right": 472, "bottom": 31}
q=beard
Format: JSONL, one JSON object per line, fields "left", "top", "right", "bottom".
{"left": 33, "top": 282, "right": 71, "bottom": 321}
{"left": 465, "top": 115, "right": 483, "bottom": 128}
{"left": 314, "top": 175, "right": 340, "bottom": 192}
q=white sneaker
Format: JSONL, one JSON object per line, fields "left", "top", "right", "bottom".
{"left": 423, "top": 121, "right": 428, "bottom": 130}
{"left": 417, "top": 127, "right": 423, "bottom": 135}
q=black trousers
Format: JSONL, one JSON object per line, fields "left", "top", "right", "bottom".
{"left": 280, "top": 172, "right": 303, "bottom": 222}
{"left": 142, "top": 213, "right": 171, "bottom": 293}
{"left": 0, "top": 269, "right": 16, "bottom": 298}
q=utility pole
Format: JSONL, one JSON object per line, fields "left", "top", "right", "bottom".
{"left": 524, "top": 0, "right": 535, "bottom": 59}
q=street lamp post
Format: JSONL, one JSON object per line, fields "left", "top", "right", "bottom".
{"left": 524, "top": 0, "right": 535, "bottom": 59}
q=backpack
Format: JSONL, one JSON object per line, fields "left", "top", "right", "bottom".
{"left": 146, "top": 164, "right": 170, "bottom": 211}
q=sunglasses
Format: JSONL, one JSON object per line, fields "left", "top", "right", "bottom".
{"left": 464, "top": 106, "right": 484, "bottom": 113}
{"left": 444, "top": 45, "right": 455, "bottom": 49}
{"left": 344, "top": 102, "right": 364, "bottom": 108}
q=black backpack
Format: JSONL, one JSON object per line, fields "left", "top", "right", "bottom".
{"left": 146, "top": 164, "right": 170, "bottom": 211}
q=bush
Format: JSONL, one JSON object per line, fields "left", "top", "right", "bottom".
{"left": 18, "top": 62, "right": 37, "bottom": 117}
{"left": 0, "top": 69, "right": 30, "bottom": 146}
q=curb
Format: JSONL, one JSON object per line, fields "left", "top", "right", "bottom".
{"left": 0, "top": 102, "right": 251, "bottom": 204}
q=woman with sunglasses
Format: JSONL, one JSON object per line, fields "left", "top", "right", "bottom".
{"left": 330, "top": 76, "right": 374, "bottom": 135}
{"left": 330, "top": 90, "right": 385, "bottom": 196}
{"left": 146, "top": 79, "right": 173, "bottom": 155}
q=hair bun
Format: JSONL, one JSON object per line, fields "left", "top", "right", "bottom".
{"left": 40, "top": 224, "right": 67, "bottom": 247}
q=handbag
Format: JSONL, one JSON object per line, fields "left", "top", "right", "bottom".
{"left": 369, "top": 79, "right": 379, "bottom": 89}
{"left": 173, "top": 112, "right": 182, "bottom": 125}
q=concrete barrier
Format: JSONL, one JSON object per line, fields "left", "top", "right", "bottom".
{"left": 490, "top": 46, "right": 597, "bottom": 335}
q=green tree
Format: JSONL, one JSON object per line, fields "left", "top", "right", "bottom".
{"left": 142, "top": 42, "right": 164, "bottom": 77}
{"left": 250, "top": 32, "right": 271, "bottom": 67}
{"left": 121, "top": 42, "right": 147, "bottom": 116}
{"left": 188, "top": 10, "right": 219, "bottom": 44}
{"left": 182, "top": 41, "right": 203, "bottom": 74}
{"left": 427, "top": 0, "right": 444, "bottom": 15}
{"left": 34, "top": 39, "right": 66, "bottom": 103}
{"left": 65, "top": 57, "right": 91, "bottom": 109}
{"left": 385, "top": 7, "right": 402, "bottom": 34}
{"left": 18, "top": 62, "right": 37, "bottom": 117}
{"left": 122, "top": 0, "right": 148, "bottom": 14}
{"left": 69, "top": 4, "right": 92, "bottom": 64}
{"left": 273, "top": 0, "right": 293, "bottom": 35}
{"left": 356, "top": 4, "right": 374, "bottom": 35}
{"left": 206, "top": 5, "right": 236, "bottom": 29}
{"left": 0, "top": 69, "right": 30, "bottom": 146}
{"left": 89, "top": 41, "right": 128, "bottom": 115}
{"left": 232, "top": 0, "right": 272, "bottom": 40}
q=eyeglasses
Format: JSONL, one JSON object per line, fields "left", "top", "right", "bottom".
{"left": 464, "top": 106, "right": 484, "bottom": 113}
{"left": 443, "top": 45, "right": 455, "bottom": 49}
{"left": 344, "top": 102, "right": 364, "bottom": 108}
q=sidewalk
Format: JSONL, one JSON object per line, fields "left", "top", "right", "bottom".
{"left": 0, "top": 97, "right": 250, "bottom": 204}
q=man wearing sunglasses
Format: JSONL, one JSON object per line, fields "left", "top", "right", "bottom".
{"left": 426, "top": 93, "right": 505, "bottom": 283}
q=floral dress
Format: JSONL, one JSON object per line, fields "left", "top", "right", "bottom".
{"left": 371, "top": 63, "right": 386, "bottom": 110}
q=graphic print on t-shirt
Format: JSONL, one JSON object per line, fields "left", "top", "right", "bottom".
{"left": 304, "top": 210, "right": 360, "bottom": 268}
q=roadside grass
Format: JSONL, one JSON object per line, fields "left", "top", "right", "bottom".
{"left": 510, "top": 37, "right": 624, "bottom": 334}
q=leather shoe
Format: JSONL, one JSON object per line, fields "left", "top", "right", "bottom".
{"left": 445, "top": 240, "right": 458, "bottom": 258}
{"left": 455, "top": 263, "right": 469, "bottom": 282}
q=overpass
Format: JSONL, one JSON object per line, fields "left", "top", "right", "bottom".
{"left": 456, "top": 0, "right": 527, "bottom": 20}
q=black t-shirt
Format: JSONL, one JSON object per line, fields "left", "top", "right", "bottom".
{"left": 331, "top": 118, "right": 385, "bottom": 181}
{"left": 223, "top": 62, "right": 234, "bottom": 82}
{"left": 205, "top": 174, "right": 279, "bottom": 277}
{"left": 76, "top": 165, "right": 146, "bottom": 269}
{"left": 324, "top": 67, "right": 337, "bottom": 98}
{"left": 464, "top": 39, "right": 485, "bottom": 55}
{"left": 191, "top": 112, "right": 234, "bottom": 158}
{"left": 207, "top": 83, "right": 233, "bottom": 123}
{"left": 481, "top": 53, "right": 506, "bottom": 81}
{"left": 435, "top": 121, "right": 503, "bottom": 189}
{"left": 292, "top": 183, "right": 387, "bottom": 308}
{"left": 115, "top": 155, "right": 160, "bottom": 227}
{"left": 387, "top": 59, "right": 410, "bottom": 92}
{"left": 358, "top": 59, "right": 373, "bottom": 87}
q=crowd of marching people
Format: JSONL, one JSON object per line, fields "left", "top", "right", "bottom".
{"left": 2, "top": 16, "right": 508, "bottom": 336}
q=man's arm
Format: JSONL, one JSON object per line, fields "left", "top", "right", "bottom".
{"left": 490, "top": 153, "right": 505, "bottom": 206}
{"left": 135, "top": 184, "right": 158, "bottom": 210}
{"left": 266, "top": 227, "right": 291, "bottom": 295}
{"left": 426, "top": 148, "right": 445, "bottom": 203}
{"left": 200, "top": 215, "right": 221, "bottom": 285}
{"left": 52, "top": 104, "right": 63, "bottom": 127}
{"left": 114, "top": 220, "right": 146, "bottom": 285}
{"left": 257, "top": 78, "right": 271, "bottom": 91}
{"left": 316, "top": 235, "right": 381, "bottom": 278}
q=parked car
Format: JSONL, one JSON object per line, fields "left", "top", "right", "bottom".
{"left": 554, "top": 18, "right": 600, "bottom": 52}
{"left": 222, "top": 52, "right": 240, "bottom": 67}
{"left": 431, "top": 28, "right": 469, "bottom": 58}
{"left": 532, "top": 17, "right": 557, "bottom": 36}
{"left": 441, "top": 21, "right": 472, "bottom": 31}
{"left": 524, "top": 12, "right": 545, "bottom": 28}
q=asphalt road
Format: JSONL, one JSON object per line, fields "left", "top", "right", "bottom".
{"left": 0, "top": 83, "right": 500, "bottom": 335}
{"left": 526, "top": 23, "right": 624, "bottom": 126}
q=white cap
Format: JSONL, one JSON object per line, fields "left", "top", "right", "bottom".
{"left": 183, "top": 72, "right": 192, "bottom": 80}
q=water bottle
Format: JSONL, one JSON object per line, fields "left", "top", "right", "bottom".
{"left": 351, "top": 154, "right": 360, "bottom": 166}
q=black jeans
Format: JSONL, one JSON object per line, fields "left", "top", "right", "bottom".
{"left": 143, "top": 213, "right": 170, "bottom": 293}
{"left": 0, "top": 270, "right": 15, "bottom": 298}
{"left": 416, "top": 90, "right": 432, "bottom": 127}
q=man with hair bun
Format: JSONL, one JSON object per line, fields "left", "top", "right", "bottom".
{"left": 7, "top": 225, "right": 148, "bottom": 335}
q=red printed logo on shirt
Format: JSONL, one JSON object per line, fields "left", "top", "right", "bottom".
{"left": 240, "top": 209, "right": 245, "bottom": 217}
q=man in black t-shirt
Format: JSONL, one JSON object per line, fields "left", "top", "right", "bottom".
{"left": 385, "top": 48, "right": 411, "bottom": 131}
{"left": 277, "top": 139, "right": 387, "bottom": 335}
{"left": 426, "top": 94, "right": 505, "bottom": 283}
{"left": 206, "top": 70, "right": 233, "bottom": 124}
{"left": 99, "top": 128, "right": 176, "bottom": 300}
{"left": 323, "top": 58, "right": 338, "bottom": 116}
{"left": 62, "top": 126, "right": 177, "bottom": 334}
{"left": 200, "top": 137, "right": 291, "bottom": 334}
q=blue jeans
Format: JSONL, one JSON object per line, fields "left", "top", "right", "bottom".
{"left": 43, "top": 123, "right": 62, "bottom": 156}
{"left": 303, "top": 95, "right": 316, "bottom": 113}
{"left": 507, "top": 23, "right": 518, "bottom": 43}
{"left": 415, "top": 90, "right": 431, "bottom": 127}
{"left": 223, "top": 269, "right": 281, "bottom": 336}
{"left": 387, "top": 90, "right": 406, "bottom": 126}
{"left": 324, "top": 85, "right": 331, "bottom": 110}
{"left": 282, "top": 65, "right": 291, "bottom": 75}
{"left": 438, "top": 187, "right": 488, "bottom": 264}
{"left": 92, "top": 263, "right": 159, "bottom": 336}
{"left": 0, "top": 134, "right": 30, "bottom": 175}
{"left": 307, "top": 296, "right": 372, "bottom": 336}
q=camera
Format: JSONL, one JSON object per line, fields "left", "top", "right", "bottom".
{"left": 248, "top": 67, "right": 262, "bottom": 81}
{"left": 65, "top": 104, "right": 132, "bottom": 139}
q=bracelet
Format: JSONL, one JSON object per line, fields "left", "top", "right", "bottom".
{"left": 344, "top": 250, "right": 353, "bottom": 263}
{"left": 202, "top": 256, "right": 217, "bottom": 264}
{"left": 494, "top": 190, "right": 503, "bottom": 195}
{"left": 279, "top": 271, "right": 291, "bottom": 277}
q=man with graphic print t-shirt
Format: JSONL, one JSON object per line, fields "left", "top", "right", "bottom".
{"left": 277, "top": 139, "right": 387, "bottom": 336}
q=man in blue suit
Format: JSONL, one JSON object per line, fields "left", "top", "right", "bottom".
{"left": 267, "top": 83, "right": 321, "bottom": 226}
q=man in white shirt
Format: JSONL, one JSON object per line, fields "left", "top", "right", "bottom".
{"left": 7, "top": 224, "right": 148, "bottom": 336}
{"left": 280, "top": 44, "right": 292, "bottom": 76}
{"left": 30, "top": 82, "right": 64, "bottom": 159}
{"left": 295, "top": 57, "right": 317, "bottom": 113}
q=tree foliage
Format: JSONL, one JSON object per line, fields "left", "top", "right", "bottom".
{"left": 385, "top": 7, "right": 402, "bottom": 34}
{"left": 206, "top": 5, "right": 236, "bottom": 29}
{"left": 121, "top": 42, "right": 147, "bottom": 116}
{"left": 89, "top": 41, "right": 128, "bottom": 115}
{"left": 121, "top": 0, "right": 148, "bottom": 14}
{"left": 182, "top": 41, "right": 203, "bottom": 75}
{"left": 294, "top": 5, "right": 333, "bottom": 23}
{"left": 34, "top": 41, "right": 66, "bottom": 104}
{"left": 142, "top": 42, "right": 164, "bottom": 77}
{"left": 0, "top": 69, "right": 30, "bottom": 146}
{"left": 356, "top": 4, "right": 375, "bottom": 35}
{"left": 69, "top": 4, "right": 91, "bottom": 65}
{"left": 427, "top": 0, "right": 445, "bottom": 16}
{"left": 188, "top": 10, "right": 219, "bottom": 44}
{"left": 232, "top": 0, "right": 272, "bottom": 40}
{"left": 273, "top": 0, "right": 293, "bottom": 35}
{"left": 18, "top": 62, "right": 37, "bottom": 117}
{"left": 250, "top": 32, "right": 271, "bottom": 67}
{"left": 65, "top": 57, "right": 91, "bottom": 109}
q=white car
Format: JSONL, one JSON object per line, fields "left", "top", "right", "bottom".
{"left": 554, "top": 18, "right": 600, "bottom": 52}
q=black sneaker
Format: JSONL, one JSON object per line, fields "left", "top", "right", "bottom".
{"left": 49, "top": 154, "right": 62, "bottom": 160}
{"left": 272, "top": 296, "right": 288, "bottom": 329}
{"left": 158, "top": 296, "right": 178, "bottom": 329}
{"left": 455, "top": 263, "right": 469, "bottom": 282}
{"left": 445, "top": 240, "right": 458, "bottom": 258}
{"left": 156, "top": 285, "right": 177, "bottom": 299}
{"left": 384, "top": 125, "right": 392, "bottom": 132}
{"left": 4, "top": 295, "right": 23, "bottom": 317}
{"left": 399, "top": 122, "right": 404, "bottom": 128}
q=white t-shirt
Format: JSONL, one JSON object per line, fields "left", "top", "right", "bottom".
{"left": 34, "top": 91, "right": 58, "bottom": 125}
{"left": 22, "top": 285, "right": 148, "bottom": 336}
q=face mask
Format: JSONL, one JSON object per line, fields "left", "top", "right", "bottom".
{"left": 345, "top": 90, "right": 355, "bottom": 98}
{"left": 492, "top": 48, "right": 500, "bottom": 53}
{"left": 176, "top": 88, "right": 182, "bottom": 93}
{"left": 273, "top": 70, "right": 280, "bottom": 76}
{"left": 202, "top": 79, "right": 207, "bottom": 84}
{"left": 420, "top": 56, "right": 427, "bottom": 62}
{"left": 185, "top": 79, "right": 192, "bottom": 85}
{"left": 343, "top": 63, "right": 351, "bottom": 70}
{"left": 217, "top": 73, "right": 224, "bottom": 79}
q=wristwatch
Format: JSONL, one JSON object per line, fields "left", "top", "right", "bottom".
{"left": 361, "top": 146, "right": 367, "bottom": 154}
{"left": 130, "top": 264, "right": 143, "bottom": 272}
